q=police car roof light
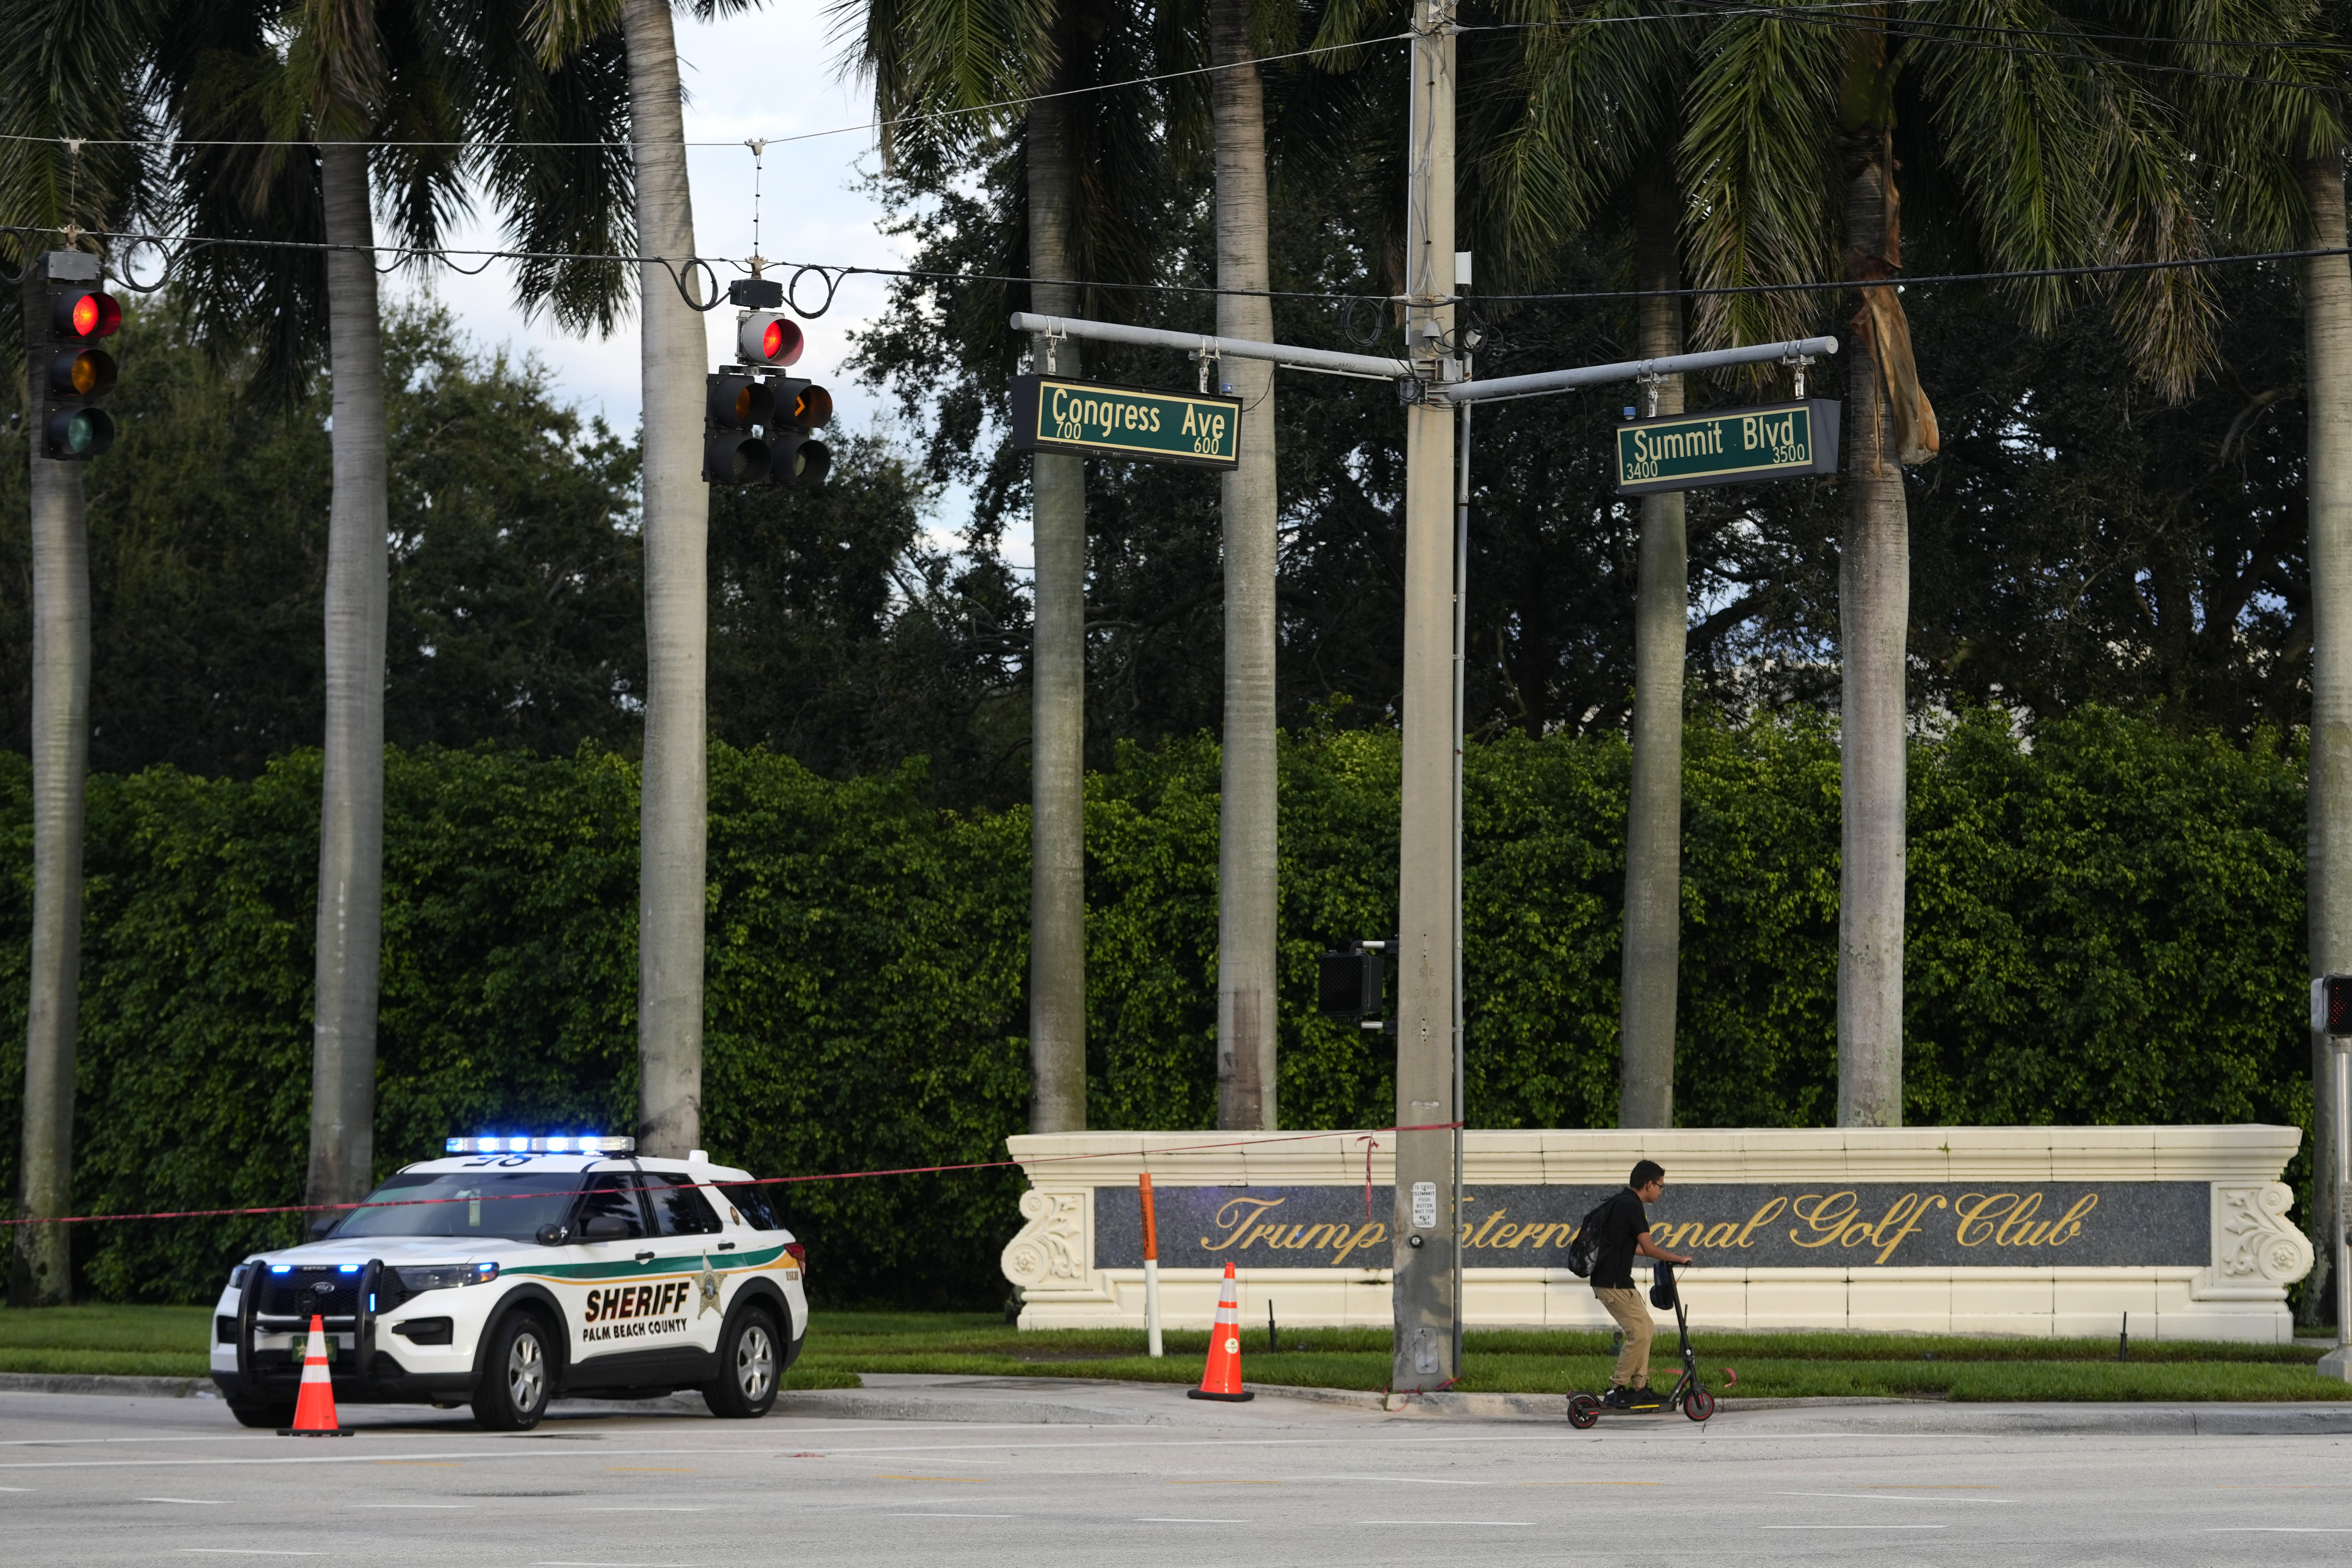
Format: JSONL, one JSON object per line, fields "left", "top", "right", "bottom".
{"left": 443, "top": 1135, "right": 636, "bottom": 1154}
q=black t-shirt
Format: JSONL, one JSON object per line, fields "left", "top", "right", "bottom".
{"left": 1589, "top": 1188, "right": 1651, "bottom": 1290}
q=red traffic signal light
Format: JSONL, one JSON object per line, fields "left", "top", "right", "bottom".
{"left": 736, "top": 312, "right": 803, "bottom": 368}
{"left": 35, "top": 255, "right": 119, "bottom": 461}
{"left": 54, "top": 289, "right": 121, "bottom": 340}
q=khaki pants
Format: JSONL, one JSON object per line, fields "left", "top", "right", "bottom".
{"left": 1594, "top": 1287, "right": 1655, "bottom": 1388}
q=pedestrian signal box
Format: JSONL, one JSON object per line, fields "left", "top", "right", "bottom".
{"left": 1319, "top": 942, "right": 1386, "bottom": 1025}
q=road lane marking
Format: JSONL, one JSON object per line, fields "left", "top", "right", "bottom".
{"left": 1359, "top": 1520, "right": 1531, "bottom": 1527}
{"left": 1773, "top": 1491, "right": 2010, "bottom": 1505}
{"left": 1516, "top": 1481, "right": 1660, "bottom": 1487}
{"left": 177, "top": 1551, "right": 322, "bottom": 1556}
{"left": 142, "top": 1497, "right": 226, "bottom": 1505}
{"left": 888, "top": 1513, "right": 1015, "bottom": 1519}
{"left": 2212, "top": 1528, "right": 2352, "bottom": 1533}
{"left": 604, "top": 1467, "right": 695, "bottom": 1472}
{"left": 876, "top": 1475, "right": 989, "bottom": 1482}
{"left": 354, "top": 1504, "right": 469, "bottom": 1509}
{"left": 1139, "top": 1517, "right": 1246, "bottom": 1523}
{"left": 1762, "top": 1525, "right": 1948, "bottom": 1530}
{"left": 587, "top": 1507, "right": 706, "bottom": 1513}
{"left": 1167, "top": 1480, "right": 1279, "bottom": 1485}
{"left": 1856, "top": 1485, "right": 1999, "bottom": 1489}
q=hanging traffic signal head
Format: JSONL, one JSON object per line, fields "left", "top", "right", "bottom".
{"left": 702, "top": 370, "right": 771, "bottom": 484}
{"left": 735, "top": 312, "right": 803, "bottom": 368}
{"left": 762, "top": 377, "right": 831, "bottom": 488}
{"left": 35, "top": 252, "right": 120, "bottom": 461}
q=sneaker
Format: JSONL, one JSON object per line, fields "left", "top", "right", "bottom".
{"left": 1623, "top": 1385, "right": 1664, "bottom": 1412}
{"left": 1599, "top": 1385, "right": 1634, "bottom": 1410}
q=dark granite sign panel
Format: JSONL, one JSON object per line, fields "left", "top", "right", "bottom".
{"left": 1092, "top": 1182, "right": 2211, "bottom": 1270}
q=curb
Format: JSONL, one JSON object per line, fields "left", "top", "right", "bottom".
{"left": 0, "top": 1372, "right": 217, "bottom": 1399}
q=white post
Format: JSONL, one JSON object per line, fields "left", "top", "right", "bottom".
{"left": 1141, "top": 1172, "right": 1164, "bottom": 1358}
{"left": 2324, "top": 1039, "right": 2352, "bottom": 1379}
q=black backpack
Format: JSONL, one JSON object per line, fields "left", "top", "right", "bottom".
{"left": 1564, "top": 1196, "right": 1614, "bottom": 1278}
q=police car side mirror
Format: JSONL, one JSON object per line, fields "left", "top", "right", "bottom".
{"left": 581, "top": 1215, "right": 628, "bottom": 1241}
{"left": 308, "top": 1215, "right": 336, "bottom": 1241}
{"left": 535, "top": 1222, "right": 571, "bottom": 1246}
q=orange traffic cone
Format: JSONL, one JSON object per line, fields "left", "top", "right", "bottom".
{"left": 282, "top": 1314, "right": 351, "bottom": 1436}
{"left": 1187, "top": 1261, "right": 1254, "bottom": 1402}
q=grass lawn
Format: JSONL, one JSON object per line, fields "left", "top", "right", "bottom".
{"left": 5, "top": 1304, "right": 2346, "bottom": 1402}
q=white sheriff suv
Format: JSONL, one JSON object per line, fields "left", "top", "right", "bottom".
{"left": 208, "top": 1137, "right": 808, "bottom": 1430}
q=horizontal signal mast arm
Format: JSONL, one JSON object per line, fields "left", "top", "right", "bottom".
{"left": 1441, "top": 336, "right": 1840, "bottom": 404}
{"left": 1009, "top": 312, "right": 1411, "bottom": 380}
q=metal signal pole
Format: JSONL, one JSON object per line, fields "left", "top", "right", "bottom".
{"left": 1390, "top": 0, "right": 1460, "bottom": 1395}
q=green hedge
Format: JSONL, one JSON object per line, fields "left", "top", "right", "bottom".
{"left": 0, "top": 706, "right": 2316, "bottom": 1307}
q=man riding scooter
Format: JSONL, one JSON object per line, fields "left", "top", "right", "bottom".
{"left": 1589, "top": 1159, "right": 1694, "bottom": 1411}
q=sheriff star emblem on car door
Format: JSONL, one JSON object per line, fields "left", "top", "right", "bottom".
{"left": 695, "top": 1257, "right": 722, "bottom": 1316}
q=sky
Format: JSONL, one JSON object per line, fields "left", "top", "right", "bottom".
{"left": 384, "top": 0, "right": 988, "bottom": 557}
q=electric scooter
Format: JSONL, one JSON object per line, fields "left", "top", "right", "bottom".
{"left": 1565, "top": 1262, "right": 1720, "bottom": 1428}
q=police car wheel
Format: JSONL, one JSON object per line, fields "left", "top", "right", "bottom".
{"left": 702, "top": 1307, "right": 780, "bottom": 1419}
{"left": 472, "top": 1312, "right": 554, "bottom": 1431}
{"left": 227, "top": 1399, "right": 295, "bottom": 1430}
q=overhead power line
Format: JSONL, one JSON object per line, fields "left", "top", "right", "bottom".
{"left": 8, "top": 221, "right": 2347, "bottom": 316}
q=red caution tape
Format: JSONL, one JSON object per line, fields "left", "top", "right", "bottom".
{"left": 0, "top": 1122, "right": 1465, "bottom": 1229}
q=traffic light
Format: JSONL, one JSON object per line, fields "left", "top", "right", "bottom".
{"left": 703, "top": 370, "right": 772, "bottom": 484}
{"left": 736, "top": 312, "right": 803, "bottom": 370}
{"left": 2314, "top": 975, "right": 2352, "bottom": 1038}
{"left": 1319, "top": 940, "right": 1387, "bottom": 1026}
{"left": 35, "top": 251, "right": 120, "bottom": 461}
{"left": 764, "top": 377, "right": 831, "bottom": 488}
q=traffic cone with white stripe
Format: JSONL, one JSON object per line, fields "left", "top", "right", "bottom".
{"left": 281, "top": 1314, "right": 350, "bottom": 1436}
{"left": 1187, "top": 1261, "right": 1253, "bottom": 1402}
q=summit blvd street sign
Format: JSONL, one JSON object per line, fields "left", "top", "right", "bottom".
{"left": 1010, "top": 374, "right": 1242, "bottom": 470}
{"left": 1615, "top": 399, "right": 1840, "bottom": 495}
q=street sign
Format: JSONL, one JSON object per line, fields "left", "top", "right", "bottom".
{"left": 1010, "top": 375, "right": 1241, "bottom": 469}
{"left": 1614, "top": 399, "right": 1840, "bottom": 495}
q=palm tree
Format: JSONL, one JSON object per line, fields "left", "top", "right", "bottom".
{"left": 0, "top": 0, "right": 163, "bottom": 1304}
{"left": 1674, "top": 6, "right": 2213, "bottom": 1126}
{"left": 2144, "top": 0, "right": 2350, "bottom": 1316}
{"left": 536, "top": 0, "right": 755, "bottom": 1156}
{"left": 1208, "top": 0, "right": 1280, "bottom": 1131}
{"left": 162, "top": 0, "right": 471, "bottom": 1207}
{"left": 849, "top": 0, "right": 1090, "bottom": 1133}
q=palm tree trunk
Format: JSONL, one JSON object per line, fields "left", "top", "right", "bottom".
{"left": 621, "top": 0, "right": 710, "bottom": 1158}
{"left": 306, "top": 142, "right": 388, "bottom": 1209}
{"left": 1211, "top": 0, "right": 1277, "bottom": 1133}
{"left": 1837, "top": 133, "right": 1907, "bottom": 1129}
{"left": 12, "top": 268, "right": 88, "bottom": 1304}
{"left": 1026, "top": 22, "right": 1087, "bottom": 1135}
{"left": 2303, "top": 148, "right": 2352, "bottom": 1320}
{"left": 1618, "top": 152, "right": 1684, "bottom": 1130}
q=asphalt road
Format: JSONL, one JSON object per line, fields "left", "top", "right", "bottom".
{"left": 4, "top": 1383, "right": 2350, "bottom": 1566}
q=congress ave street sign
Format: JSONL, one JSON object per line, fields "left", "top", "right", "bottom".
{"left": 1010, "top": 374, "right": 1242, "bottom": 470}
{"left": 1615, "top": 398, "right": 1841, "bottom": 495}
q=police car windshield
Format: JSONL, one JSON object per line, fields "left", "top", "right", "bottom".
{"left": 332, "top": 1171, "right": 588, "bottom": 1239}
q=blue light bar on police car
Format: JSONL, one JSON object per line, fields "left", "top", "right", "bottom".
{"left": 443, "top": 1135, "right": 635, "bottom": 1154}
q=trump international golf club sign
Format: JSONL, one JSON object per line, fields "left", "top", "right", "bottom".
{"left": 1001, "top": 1127, "right": 2314, "bottom": 1342}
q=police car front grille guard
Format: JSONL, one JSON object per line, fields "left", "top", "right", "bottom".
{"left": 236, "top": 1259, "right": 383, "bottom": 1379}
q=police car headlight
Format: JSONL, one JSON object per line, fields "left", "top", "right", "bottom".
{"left": 394, "top": 1262, "right": 500, "bottom": 1294}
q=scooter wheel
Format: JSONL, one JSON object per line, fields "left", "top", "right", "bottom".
{"left": 1567, "top": 1393, "right": 1601, "bottom": 1430}
{"left": 1685, "top": 1387, "right": 1715, "bottom": 1422}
